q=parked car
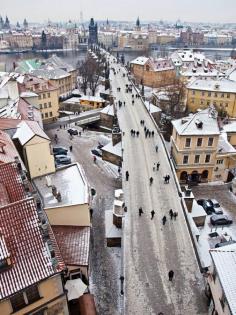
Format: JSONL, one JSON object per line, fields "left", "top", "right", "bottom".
{"left": 210, "top": 214, "right": 233, "bottom": 226}
{"left": 91, "top": 149, "right": 102, "bottom": 157}
{"left": 67, "top": 128, "right": 78, "bottom": 135}
{"left": 55, "top": 155, "right": 71, "bottom": 165}
{"left": 215, "top": 240, "right": 236, "bottom": 248}
{"left": 197, "top": 199, "right": 205, "bottom": 207}
{"left": 202, "top": 200, "right": 214, "bottom": 215}
{"left": 53, "top": 147, "right": 68, "bottom": 156}
{"left": 208, "top": 199, "right": 224, "bottom": 215}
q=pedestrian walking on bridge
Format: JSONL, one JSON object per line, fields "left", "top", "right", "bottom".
{"left": 151, "top": 210, "right": 155, "bottom": 220}
{"left": 162, "top": 215, "right": 167, "bottom": 225}
{"left": 149, "top": 177, "right": 153, "bottom": 185}
{"left": 156, "top": 162, "right": 160, "bottom": 171}
{"left": 139, "top": 207, "right": 143, "bottom": 217}
{"left": 168, "top": 270, "right": 174, "bottom": 281}
{"left": 155, "top": 145, "right": 158, "bottom": 153}
{"left": 126, "top": 171, "right": 129, "bottom": 181}
{"left": 169, "top": 209, "right": 174, "bottom": 220}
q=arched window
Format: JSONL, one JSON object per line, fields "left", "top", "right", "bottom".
{"left": 146, "top": 65, "right": 150, "bottom": 71}
{"left": 202, "top": 170, "right": 209, "bottom": 179}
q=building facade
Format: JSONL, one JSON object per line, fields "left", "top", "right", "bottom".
{"left": 171, "top": 107, "right": 236, "bottom": 183}
{"left": 186, "top": 78, "right": 236, "bottom": 118}
{"left": 130, "top": 56, "right": 176, "bottom": 88}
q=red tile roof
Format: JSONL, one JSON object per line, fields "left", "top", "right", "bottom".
{"left": 52, "top": 226, "right": 90, "bottom": 266}
{"left": 0, "top": 198, "right": 65, "bottom": 299}
{"left": 0, "top": 118, "right": 22, "bottom": 130}
{"left": 0, "top": 131, "right": 22, "bottom": 164}
{"left": 0, "top": 162, "right": 26, "bottom": 204}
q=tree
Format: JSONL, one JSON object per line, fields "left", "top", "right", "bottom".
{"left": 79, "top": 52, "right": 106, "bottom": 96}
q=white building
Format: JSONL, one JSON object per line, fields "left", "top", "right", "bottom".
{"left": 207, "top": 244, "right": 236, "bottom": 315}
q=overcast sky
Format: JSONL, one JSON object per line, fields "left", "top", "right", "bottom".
{"left": 1, "top": 0, "right": 236, "bottom": 24}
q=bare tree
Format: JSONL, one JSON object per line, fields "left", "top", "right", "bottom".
{"left": 78, "top": 51, "right": 106, "bottom": 96}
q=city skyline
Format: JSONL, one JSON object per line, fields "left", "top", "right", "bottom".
{"left": 1, "top": 0, "right": 236, "bottom": 24}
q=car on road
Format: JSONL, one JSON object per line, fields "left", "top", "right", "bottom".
{"left": 202, "top": 200, "right": 214, "bottom": 215}
{"left": 55, "top": 155, "right": 71, "bottom": 165}
{"left": 208, "top": 199, "right": 224, "bottom": 215}
{"left": 210, "top": 214, "right": 233, "bottom": 226}
{"left": 67, "top": 128, "right": 78, "bottom": 135}
{"left": 53, "top": 147, "right": 68, "bottom": 156}
{"left": 91, "top": 149, "right": 102, "bottom": 157}
{"left": 197, "top": 199, "right": 205, "bottom": 207}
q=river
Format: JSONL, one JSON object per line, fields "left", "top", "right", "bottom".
{"left": 0, "top": 48, "right": 232, "bottom": 72}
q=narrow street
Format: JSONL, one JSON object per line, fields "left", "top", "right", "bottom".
{"left": 46, "top": 129, "right": 122, "bottom": 315}
{"left": 109, "top": 57, "right": 208, "bottom": 314}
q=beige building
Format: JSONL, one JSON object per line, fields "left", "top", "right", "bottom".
{"left": 3, "top": 32, "right": 33, "bottom": 49}
{"left": 171, "top": 107, "right": 236, "bottom": 183}
{"left": 13, "top": 120, "right": 55, "bottom": 179}
{"left": 33, "top": 163, "right": 90, "bottom": 227}
{"left": 130, "top": 56, "right": 176, "bottom": 88}
{"left": 206, "top": 244, "right": 236, "bottom": 315}
{"left": 22, "top": 75, "right": 60, "bottom": 122}
{"left": 118, "top": 31, "right": 149, "bottom": 51}
{"left": 186, "top": 78, "right": 236, "bottom": 118}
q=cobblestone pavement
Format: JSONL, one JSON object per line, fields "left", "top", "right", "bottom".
{"left": 47, "top": 128, "right": 122, "bottom": 315}
{"left": 109, "top": 57, "right": 208, "bottom": 314}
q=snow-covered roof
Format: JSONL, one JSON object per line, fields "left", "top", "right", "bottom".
{"left": 31, "top": 68, "right": 70, "bottom": 80}
{"left": 217, "top": 133, "right": 236, "bottom": 154}
{"left": 80, "top": 95, "right": 105, "bottom": 103}
{"left": 187, "top": 78, "right": 236, "bottom": 93}
{"left": 191, "top": 200, "right": 207, "bottom": 218}
{"left": 223, "top": 122, "right": 236, "bottom": 133}
{"left": 144, "top": 101, "right": 162, "bottom": 113}
{"left": 210, "top": 244, "right": 236, "bottom": 315}
{"left": 13, "top": 120, "right": 49, "bottom": 145}
{"left": 154, "top": 91, "right": 170, "bottom": 101}
{"left": 130, "top": 56, "right": 149, "bottom": 66}
{"left": 0, "top": 197, "right": 65, "bottom": 299}
{"left": 33, "top": 163, "right": 89, "bottom": 209}
{"left": 101, "top": 140, "right": 122, "bottom": 157}
{"left": 101, "top": 105, "right": 114, "bottom": 116}
{"left": 172, "top": 108, "right": 220, "bottom": 136}
{"left": 20, "top": 91, "right": 38, "bottom": 98}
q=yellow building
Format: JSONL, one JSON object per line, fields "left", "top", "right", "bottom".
{"left": 33, "top": 163, "right": 90, "bottom": 227}
{"left": 13, "top": 120, "right": 55, "bottom": 179}
{"left": 130, "top": 56, "right": 176, "bottom": 88}
{"left": 22, "top": 75, "right": 59, "bottom": 123}
{"left": 171, "top": 107, "right": 236, "bottom": 183}
{"left": 186, "top": 78, "right": 236, "bottom": 118}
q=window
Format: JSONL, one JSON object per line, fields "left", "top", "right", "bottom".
{"left": 43, "top": 93, "right": 46, "bottom": 99}
{"left": 201, "top": 91, "right": 205, "bottom": 97}
{"left": 185, "top": 138, "right": 191, "bottom": 148}
{"left": 48, "top": 102, "right": 52, "bottom": 108}
{"left": 10, "top": 293, "right": 26, "bottom": 312}
{"left": 225, "top": 103, "right": 228, "bottom": 108}
{"left": 47, "top": 92, "right": 50, "bottom": 97}
{"left": 200, "top": 100, "right": 204, "bottom": 105}
{"left": 194, "top": 155, "right": 200, "bottom": 164}
{"left": 208, "top": 137, "right": 214, "bottom": 146}
{"left": 44, "top": 103, "right": 47, "bottom": 108}
{"left": 39, "top": 104, "right": 42, "bottom": 109}
{"left": 227, "top": 93, "right": 230, "bottom": 98}
{"left": 41, "top": 113, "right": 44, "bottom": 119}
{"left": 207, "top": 101, "right": 210, "bottom": 106}
{"left": 45, "top": 113, "right": 48, "bottom": 118}
{"left": 197, "top": 138, "right": 202, "bottom": 147}
{"left": 25, "top": 285, "right": 40, "bottom": 304}
{"left": 205, "top": 154, "right": 211, "bottom": 163}
{"left": 49, "top": 112, "right": 53, "bottom": 117}
{"left": 38, "top": 95, "right": 41, "bottom": 100}
{"left": 192, "top": 90, "right": 195, "bottom": 95}
{"left": 10, "top": 285, "right": 40, "bottom": 312}
{"left": 183, "top": 155, "right": 189, "bottom": 164}
{"left": 221, "top": 93, "right": 224, "bottom": 98}
{"left": 217, "top": 159, "right": 223, "bottom": 164}
{"left": 208, "top": 92, "right": 211, "bottom": 97}
{"left": 214, "top": 92, "right": 218, "bottom": 97}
